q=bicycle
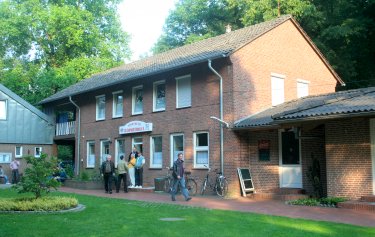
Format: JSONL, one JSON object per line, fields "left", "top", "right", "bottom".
{"left": 200, "top": 165, "right": 228, "bottom": 197}
{"left": 164, "top": 166, "right": 198, "bottom": 196}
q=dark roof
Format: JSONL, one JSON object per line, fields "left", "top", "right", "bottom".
{"left": 39, "top": 15, "right": 295, "bottom": 104}
{"left": 234, "top": 87, "right": 375, "bottom": 129}
{"left": 0, "top": 84, "right": 52, "bottom": 123}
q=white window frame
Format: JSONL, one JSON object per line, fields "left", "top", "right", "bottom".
{"left": 86, "top": 141, "right": 95, "bottom": 168}
{"left": 0, "top": 100, "right": 7, "bottom": 120}
{"left": 193, "top": 132, "right": 209, "bottom": 168}
{"left": 0, "top": 153, "right": 12, "bottom": 163}
{"left": 297, "top": 79, "right": 310, "bottom": 98}
{"left": 115, "top": 139, "right": 125, "bottom": 168}
{"left": 100, "top": 140, "right": 110, "bottom": 163}
{"left": 153, "top": 80, "right": 166, "bottom": 112}
{"left": 150, "top": 136, "right": 163, "bottom": 168}
{"left": 176, "top": 74, "right": 191, "bottom": 108}
{"left": 96, "top": 95, "right": 106, "bottom": 121}
{"left": 34, "top": 147, "right": 42, "bottom": 158}
{"left": 132, "top": 85, "right": 143, "bottom": 115}
{"left": 15, "top": 146, "right": 23, "bottom": 158}
{"left": 112, "top": 90, "right": 123, "bottom": 118}
{"left": 170, "top": 133, "right": 184, "bottom": 166}
{"left": 271, "top": 73, "right": 285, "bottom": 106}
{"left": 132, "top": 137, "right": 143, "bottom": 153}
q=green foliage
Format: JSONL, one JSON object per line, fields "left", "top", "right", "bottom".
{"left": 320, "top": 197, "right": 348, "bottom": 206}
{"left": 288, "top": 198, "right": 321, "bottom": 206}
{"left": 80, "top": 171, "right": 90, "bottom": 181}
{"left": 13, "top": 154, "right": 61, "bottom": 199}
{"left": 0, "top": 196, "right": 78, "bottom": 211}
{"left": 0, "top": 0, "right": 130, "bottom": 105}
{"left": 288, "top": 197, "right": 348, "bottom": 207}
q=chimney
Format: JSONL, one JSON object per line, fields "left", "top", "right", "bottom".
{"left": 226, "top": 24, "right": 232, "bottom": 33}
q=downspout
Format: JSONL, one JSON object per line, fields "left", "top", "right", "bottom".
{"left": 208, "top": 59, "right": 224, "bottom": 175}
{"left": 69, "top": 96, "right": 80, "bottom": 176}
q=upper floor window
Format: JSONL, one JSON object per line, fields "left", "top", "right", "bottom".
{"left": 96, "top": 95, "right": 106, "bottom": 121}
{"left": 297, "top": 80, "right": 309, "bottom": 98}
{"left": 194, "top": 132, "right": 209, "bottom": 168}
{"left": 15, "top": 146, "right": 23, "bottom": 158}
{"left": 0, "top": 100, "right": 7, "bottom": 120}
{"left": 271, "top": 73, "right": 285, "bottom": 106}
{"left": 176, "top": 75, "right": 191, "bottom": 108}
{"left": 153, "top": 80, "right": 166, "bottom": 112}
{"left": 132, "top": 86, "right": 143, "bottom": 115}
{"left": 112, "top": 91, "right": 123, "bottom": 118}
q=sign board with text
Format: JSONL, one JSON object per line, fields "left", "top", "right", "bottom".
{"left": 119, "top": 121, "right": 153, "bottom": 135}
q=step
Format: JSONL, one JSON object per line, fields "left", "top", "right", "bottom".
{"left": 266, "top": 188, "right": 306, "bottom": 195}
{"left": 128, "top": 186, "right": 155, "bottom": 193}
{"left": 360, "top": 195, "right": 375, "bottom": 202}
{"left": 338, "top": 200, "right": 375, "bottom": 212}
{"left": 248, "top": 193, "right": 308, "bottom": 201}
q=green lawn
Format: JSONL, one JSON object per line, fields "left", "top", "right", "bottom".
{"left": 0, "top": 189, "right": 374, "bottom": 237}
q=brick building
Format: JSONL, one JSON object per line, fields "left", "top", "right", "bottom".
{"left": 40, "top": 15, "right": 348, "bottom": 197}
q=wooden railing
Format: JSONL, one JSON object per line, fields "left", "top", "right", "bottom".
{"left": 55, "top": 121, "right": 75, "bottom": 136}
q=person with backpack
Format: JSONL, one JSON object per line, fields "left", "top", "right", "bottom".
{"left": 101, "top": 155, "right": 115, "bottom": 194}
{"left": 135, "top": 152, "right": 145, "bottom": 188}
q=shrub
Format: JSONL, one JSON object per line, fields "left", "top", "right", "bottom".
{"left": 320, "top": 197, "right": 347, "bottom": 206}
{"left": 13, "top": 154, "right": 61, "bottom": 199}
{"left": 288, "top": 198, "right": 320, "bottom": 206}
{"left": 0, "top": 196, "right": 78, "bottom": 211}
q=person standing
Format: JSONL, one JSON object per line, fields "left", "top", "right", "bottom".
{"left": 128, "top": 153, "right": 136, "bottom": 188}
{"left": 101, "top": 155, "right": 115, "bottom": 194}
{"left": 171, "top": 153, "right": 192, "bottom": 202}
{"left": 0, "top": 165, "right": 10, "bottom": 184}
{"left": 135, "top": 152, "right": 145, "bottom": 188}
{"left": 10, "top": 158, "right": 20, "bottom": 184}
{"left": 128, "top": 146, "right": 138, "bottom": 162}
{"left": 116, "top": 155, "right": 129, "bottom": 193}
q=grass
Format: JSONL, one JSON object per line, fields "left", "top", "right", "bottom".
{"left": 0, "top": 189, "right": 374, "bottom": 237}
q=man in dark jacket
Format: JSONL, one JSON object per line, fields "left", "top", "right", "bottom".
{"left": 101, "top": 155, "right": 115, "bottom": 194}
{"left": 171, "top": 153, "right": 192, "bottom": 202}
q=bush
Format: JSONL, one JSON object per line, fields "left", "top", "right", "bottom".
{"left": 288, "top": 198, "right": 321, "bottom": 206}
{"left": 0, "top": 196, "right": 78, "bottom": 211}
{"left": 288, "top": 197, "right": 348, "bottom": 207}
{"left": 320, "top": 197, "right": 347, "bottom": 206}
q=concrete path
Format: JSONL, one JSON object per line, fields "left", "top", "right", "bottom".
{"left": 58, "top": 187, "right": 375, "bottom": 228}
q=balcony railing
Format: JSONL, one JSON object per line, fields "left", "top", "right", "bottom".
{"left": 56, "top": 121, "right": 75, "bottom": 136}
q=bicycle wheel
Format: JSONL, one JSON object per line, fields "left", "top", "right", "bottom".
{"left": 215, "top": 177, "right": 228, "bottom": 197}
{"left": 164, "top": 177, "right": 172, "bottom": 193}
{"left": 186, "top": 178, "right": 197, "bottom": 196}
{"left": 200, "top": 179, "right": 207, "bottom": 195}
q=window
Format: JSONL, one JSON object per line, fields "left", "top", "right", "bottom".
{"left": 35, "top": 147, "right": 42, "bottom": 158}
{"left": 112, "top": 91, "right": 123, "bottom": 118}
{"left": 194, "top": 132, "right": 209, "bottom": 168}
{"left": 115, "top": 139, "right": 125, "bottom": 167}
{"left": 87, "top": 141, "right": 95, "bottom": 168}
{"left": 170, "top": 134, "right": 184, "bottom": 165}
{"left": 15, "top": 146, "right": 23, "bottom": 158}
{"left": 297, "top": 80, "right": 309, "bottom": 98}
{"left": 0, "top": 100, "right": 7, "bottom": 120}
{"left": 281, "top": 131, "right": 300, "bottom": 165}
{"left": 271, "top": 74, "right": 285, "bottom": 106}
{"left": 176, "top": 75, "right": 191, "bottom": 108}
{"left": 153, "top": 80, "right": 166, "bottom": 111}
{"left": 132, "top": 86, "right": 143, "bottom": 115}
{"left": 100, "top": 140, "right": 110, "bottom": 163}
{"left": 150, "top": 136, "right": 162, "bottom": 168}
{"left": 0, "top": 153, "right": 11, "bottom": 163}
{"left": 132, "top": 137, "right": 143, "bottom": 153}
{"left": 96, "top": 95, "right": 106, "bottom": 121}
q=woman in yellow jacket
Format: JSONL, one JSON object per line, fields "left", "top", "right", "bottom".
{"left": 128, "top": 153, "right": 136, "bottom": 188}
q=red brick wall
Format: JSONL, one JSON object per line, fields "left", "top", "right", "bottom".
{"left": 326, "top": 118, "right": 372, "bottom": 199}
{"left": 229, "top": 20, "right": 338, "bottom": 121}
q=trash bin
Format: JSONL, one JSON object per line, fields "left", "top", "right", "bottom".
{"left": 154, "top": 177, "right": 165, "bottom": 192}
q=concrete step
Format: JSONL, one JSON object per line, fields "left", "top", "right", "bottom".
{"left": 248, "top": 192, "right": 308, "bottom": 201}
{"left": 128, "top": 186, "right": 155, "bottom": 193}
{"left": 338, "top": 200, "right": 375, "bottom": 212}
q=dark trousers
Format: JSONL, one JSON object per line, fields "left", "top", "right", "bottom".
{"left": 11, "top": 169, "right": 19, "bottom": 184}
{"left": 135, "top": 167, "right": 143, "bottom": 186}
{"left": 103, "top": 173, "right": 113, "bottom": 192}
{"left": 116, "top": 173, "right": 128, "bottom": 192}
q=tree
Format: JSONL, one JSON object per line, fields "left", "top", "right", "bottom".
{"left": 0, "top": 0, "right": 131, "bottom": 104}
{"left": 153, "top": 0, "right": 375, "bottom": 89}
{"left": 14, "top": 154, "right": 61, "bottom": 199}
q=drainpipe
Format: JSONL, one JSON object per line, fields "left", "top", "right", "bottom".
{"left": 208, "top": 59, "right": 224, "bottom": 175}
{"left": 69, "top": 96, "right": 80, "bottom": 176}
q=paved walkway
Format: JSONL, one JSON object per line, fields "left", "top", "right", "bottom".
{"left": 58, "top": 187, "right": 375, "bottom": 228}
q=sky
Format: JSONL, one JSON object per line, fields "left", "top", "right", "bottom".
{"left": 118, "top": 0, "right": 176, "bottom": 62}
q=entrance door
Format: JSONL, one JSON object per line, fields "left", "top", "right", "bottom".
{"left": 279, "top": 130, "right": 302, "bottom": 188}
{"left": 100, "top": 140, "right": 110, "bottom": 163}
{"left": 370, "top": 119, "right": 375, "bottom": 195}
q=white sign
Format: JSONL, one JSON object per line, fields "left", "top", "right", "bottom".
{"left": 119, "top": 121, "right": 153, "bottom": 134}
